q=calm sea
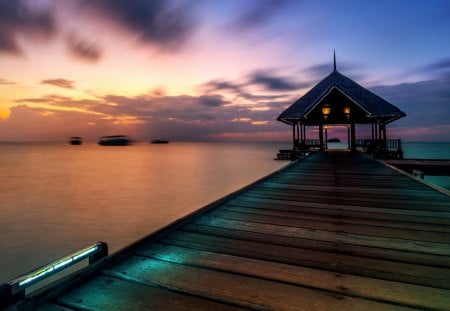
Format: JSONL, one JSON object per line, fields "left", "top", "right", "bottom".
{"left": 0, "top": 141, "right": 449, "bottom": 284}
{"left": 0, "top": 142, "right": 289, "bottom": 283}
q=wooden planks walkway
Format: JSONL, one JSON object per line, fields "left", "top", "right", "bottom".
{"left": 22, "top": 152, "right": 450, "bottom": 310}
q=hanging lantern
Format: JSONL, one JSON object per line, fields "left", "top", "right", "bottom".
{"left": 343, "top": 106, "right": 351, "bottom": 119}
{"left": 322, "top": 104, "right": 331, "bottom": 119}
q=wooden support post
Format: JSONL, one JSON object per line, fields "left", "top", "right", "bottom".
{"left": 299, "top": 124, "right": 303, "bottom": 145}
{"left": 347, "top": 125, "right": 350, "bottom": 149}
{"left": 292, "top": 123, "right": 296, "bottom": 149}
{"left": 350, "top": 123, "right": 356, "bottom": 151}
{"left": 378, "top": 121, "right": 382, "bottom": 144}
{"left": 319, "top": 124, "right": 324, "bottom": 150}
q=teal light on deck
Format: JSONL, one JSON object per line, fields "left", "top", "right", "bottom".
{"left": 17, "top": 244, "right": 99, "bottom": 287}
{"left": 1, "top": 242, "right": 107, "bottom": 308}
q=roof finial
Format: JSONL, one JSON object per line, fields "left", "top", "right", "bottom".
{"left": 333, "top": 49, "right": 336, "bottom": 72}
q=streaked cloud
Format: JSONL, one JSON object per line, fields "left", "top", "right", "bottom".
{"left": 248, "top": 70, "right": 306, "bottom": 91}
{"left": 66, "top": 33, "right": 103, "bottom": 62}
{"left": 41, "top": 79, "right": 75, "bottom": 89}
{"left": 76, "top": 0, "right": 198, "bottom": 51}
{"left": 232, "top": 0, "right": 297, "bottom": 31}
{"left": 0, "top": 78, "right": 15, "bottom": 85}
{"left": 0, "top": 0, "right": 56, "bottom": 55}
{"left": 9, "top": 88, "right": 286, "bottom": 141}
{"left": 203, "top": 70, "right": 305, "bottom": 101}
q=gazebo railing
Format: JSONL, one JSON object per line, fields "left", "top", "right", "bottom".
{"left": 359, "top": 139, "right": 403, "bottom": 159}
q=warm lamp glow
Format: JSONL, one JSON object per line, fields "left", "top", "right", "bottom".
{"left": 322, "top": 105, "right": 331, "bottom": 119}
{"left": 343, "top": 106, "right": 351, "bottom": 119}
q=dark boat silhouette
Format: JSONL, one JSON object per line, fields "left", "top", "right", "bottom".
{"left": 98, "top": 135, "right": 130, "bottom": 146}
{"left": 327, "top": 138, "right": 341, "bottom": 143}
{"left": 69, "top": 137, "right": 83, "bottom": 145}
{"left": 151, "top": 139, "right": 169, "bottom": 144}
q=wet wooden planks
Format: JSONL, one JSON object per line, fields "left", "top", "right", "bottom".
{"left": 35, "top": 151, "right": 450, "bottom": 310}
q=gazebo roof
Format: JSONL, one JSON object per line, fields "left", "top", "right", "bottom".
{"left": 277, "top": 69, "right": 406, "bottom": 125}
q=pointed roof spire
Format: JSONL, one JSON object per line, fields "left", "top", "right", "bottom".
{"left": 333, "top": 50, "right": 336, "bottom": 71}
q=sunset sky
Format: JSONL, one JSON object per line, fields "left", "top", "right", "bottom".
{"left": 0, "top": 0, "right": 449, "bottom": 142}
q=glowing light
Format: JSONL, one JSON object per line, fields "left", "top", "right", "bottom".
{"left": 251, "top": 121, "right": 269, "bottom": 125}
{"left": 231, "top": 118, "right": 251, "bottom": 122}
{"left": 15, "top": 244, "right": 99, "bottom": 288}
{"left": 322, "top": 105, "right": 331, "bottom": 119}
{"left": 344, "top": 106, "right": 351, "bottom": 119}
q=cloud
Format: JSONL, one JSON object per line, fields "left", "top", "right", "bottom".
{"left": 199, "top": 95, "right": 226, "bottom": 107}
{"left": 0, "top": 78, "right": 15, "bottom": 85}
{"left": 66, "top": 33, "right": 103, "bottom": 62}
{"left": 233, "top": 0, "right": 296, "bottom": 31}
{"left": 77, "top": 0, "right": 198, "bottom": 51}
{"left": 0, "top": 0, "right": 56, "bottom": 55}
{"left": 9, "top": 89, "right": 286, "bottom": 141}
{"left": 414, "top": 57, "right": 450, "bottom": 81}
{"left": 372, "top": 76, "right": 450, "bottom": 140}
{"left": 41, "top": 79, "right": 75, "bottom": 89}
{"left": 420, "top": 58, "right": 450, "bottom": 72}
{"left": 9, "top": 70, "right": 449, "bottom": 142}
{"left": 248, "top": 70, "right": 305, "bottom": 91}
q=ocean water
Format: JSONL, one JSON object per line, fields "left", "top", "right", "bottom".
{"left": 402, "top": 142, "right": 450, "bottom": 191}
{"left": 0, "top": 141, "right": 449, "bottom": 285}
{"left": 0, "top": 142, "right": 289, "bottom": 284}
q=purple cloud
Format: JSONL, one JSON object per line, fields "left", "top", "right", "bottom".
{"left": 66, "top": 33, "right": 103, "bottom": 62}
{"left": 77, "top": 0, "right": 198, "bottom": 51}
{"left": 0, "top": 0, "right": 55, "bottom": 55}
{"left": 248, "top": 70, "right": 305, "bottom": 91}
{"left": 232, "top": 0, "right": 296, "bottom": 31}
{"left": 41, "top": 79, "right": 75, "bottom": 89}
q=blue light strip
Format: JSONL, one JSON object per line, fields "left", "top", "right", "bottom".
{"left": 10, "top": 244, "right": 100, "bottom": 290}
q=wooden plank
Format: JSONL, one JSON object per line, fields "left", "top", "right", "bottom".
{"left": 257, "top": 182, "right": 443, "bottom": 198}
{"left": 250, "top": 185, "right": 450, "bottom": 204}
{"left": 163, "top": 231, "right": 450, "bottom": 288}
{"left": 230, "top": 196, "right": 450, "bottom": 219}
{"left": 181, "top": 224, "right": 450, "bottom": 267}
{"left": 194, "top": 216, "right": 450, "bottom": 256}
{"left": 207, "top": 209, "right": 450, "bottom": 242}
{"left": 104, "top": 256, "right": 416, "bottom": 311}
{"left": 241, "top": 190, "right": 450, "bottom": 210}
{"left": 225, "top": 198, "right": 450, "bottom": 225}
{"left": 56, "top": 275, "right": 240, "bottom": 311}
{"left": 220, "top": 204, "right": 450, "bottom": 232}
{"left": 137, "top": 243, "right": 450, "bottom": 310}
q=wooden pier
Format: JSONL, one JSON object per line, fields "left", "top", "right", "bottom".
{"left": 7, "top": 151, "right": 450, "bottom": 310}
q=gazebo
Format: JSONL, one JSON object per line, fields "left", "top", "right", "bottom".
{"left": 277, "top": 55, "right": 406, "bottom": 159}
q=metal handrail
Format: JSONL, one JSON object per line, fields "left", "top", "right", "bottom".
{"left": 0, "top": 242, "right": 108, "bottom": 307}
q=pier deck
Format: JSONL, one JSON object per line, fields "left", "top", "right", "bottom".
{"left": 16, "top": 152, "right": 450, "bottom": 310}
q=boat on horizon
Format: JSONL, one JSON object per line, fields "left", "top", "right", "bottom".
{"left": 98, "top": 135, "right": 131, "bottom": 146}
{"left": 151, "top": 139, "right": 169, "bottom": 144}
{"left": 327, "top": 138, "right": 341, "bottom": 143}
{"left": 69, "top": 137, "right": 83, "bottom": 145}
